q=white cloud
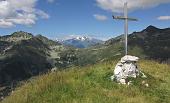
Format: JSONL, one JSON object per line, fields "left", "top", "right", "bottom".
{"left": 157, "top": 16, "right": 170, "bottom": 20}
{"left": 93, "top": 14, "right": 108, "bottom": 21}
{"left": 96, "top": 0, "right": 170, "bottom": 13}
{"left": 0, "top": 19, "right": 14, "bottom": 28}
{"left": 0, "top": 0, "right": 50, "bottom": 28}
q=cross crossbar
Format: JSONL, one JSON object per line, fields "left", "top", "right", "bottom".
{"left": 112, "top": 16, "right": 138, "bottom": 21}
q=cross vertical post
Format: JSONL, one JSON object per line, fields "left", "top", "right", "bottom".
{"left": 124, "top": 2, "right": 128, "bottom": 55}
{"left": 112, "top": 2, "right": 138, "bottom": 55}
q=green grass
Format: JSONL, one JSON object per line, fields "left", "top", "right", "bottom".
{"left": 1, "top": 60, "right": 170, "bottom": 103}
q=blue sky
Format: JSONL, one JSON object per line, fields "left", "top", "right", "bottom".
{"left": 0, "top": 0, "right": 170, "bottom": 40}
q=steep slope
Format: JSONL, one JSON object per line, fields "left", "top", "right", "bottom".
{"left": 1, "top": 60, "right": 170, "bottom": 103}
{"left": 36, "top": 35, "right": 61, "bottom": 46}
{"left": 0, "top": 37, "right": 51, "bottom": 85}
{"left": 128, "top": 25, "right": 170, "bottom": 61}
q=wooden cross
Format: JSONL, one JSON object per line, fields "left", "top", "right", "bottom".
{"left": 112, "top": 2, "right": 138, "bottom": 55}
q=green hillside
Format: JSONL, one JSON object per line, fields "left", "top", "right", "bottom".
{"left": 2, "top": 60, "right": 170, "bottom": 103}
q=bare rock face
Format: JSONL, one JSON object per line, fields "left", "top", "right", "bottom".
{"left": 111, "top": 55, "right": 146, "bottom": 84}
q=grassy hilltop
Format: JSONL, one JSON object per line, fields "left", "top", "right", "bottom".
{"left": 2, "top": 60, "right": 170, "bottom": 103}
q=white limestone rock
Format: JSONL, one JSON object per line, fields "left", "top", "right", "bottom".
{"left": 121, "top": 55, "right": 139, "bottom": 63}
{"left": 112, "top": 55, "right": 145, "bottom": 84}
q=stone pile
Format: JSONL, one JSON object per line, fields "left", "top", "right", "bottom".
{"left": 111, "top": 55, "right": 147, "bottom": 84}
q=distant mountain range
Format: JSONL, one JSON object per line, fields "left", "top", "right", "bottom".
{"left": 57, "top": 36, "right": 104, "bottom": 48}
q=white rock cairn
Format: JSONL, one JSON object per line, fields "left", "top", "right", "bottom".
{"left": 111, "top": 55, "right": 146, "bottom": 84}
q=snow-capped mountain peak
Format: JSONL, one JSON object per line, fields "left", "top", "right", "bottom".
{"left": 74, "top": 36, "right": 89, "bottom": 41}
{"left": 56, "top": 35, "right": 103, "bottom": 48}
